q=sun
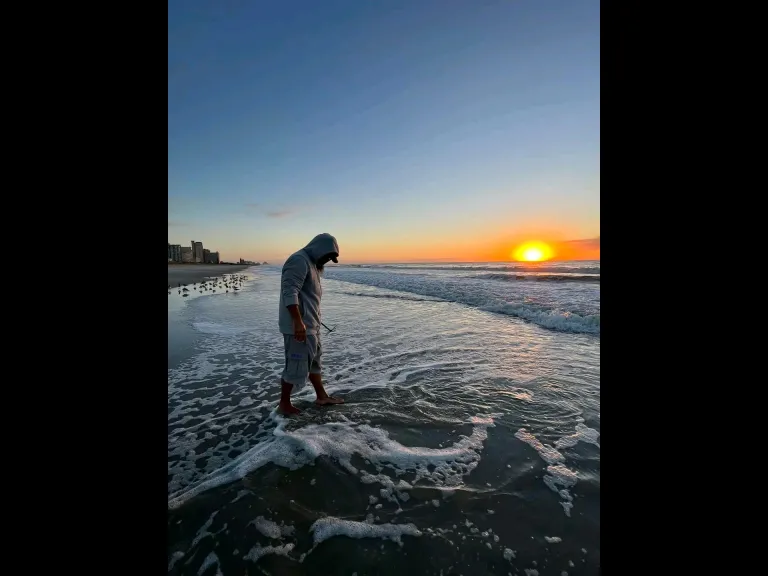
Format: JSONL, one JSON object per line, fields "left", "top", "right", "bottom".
{"left": 523, "top": 247, "right": 543, "bottom": 261}
{"left": 512, "top": 241, "right": 553, "bottom": 262}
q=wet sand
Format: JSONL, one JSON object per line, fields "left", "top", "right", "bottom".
{"left": 168, "top": 265, "right": 250, "bottom": 288}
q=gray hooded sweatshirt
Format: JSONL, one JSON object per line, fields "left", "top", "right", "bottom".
{"left": 279, "top": 233, "right": 340, "bottom": 334}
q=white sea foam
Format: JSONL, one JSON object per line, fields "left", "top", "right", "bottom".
{"left": 554, "top": 424, "right": 600, "bottom": 450}
{"left": 515, "top": 428, "right": 582, "bottom": 516}
{"left": 544, "top": 464, "right": 578, "bottom": 493}
{"left": 545, "top": 536, "right": 562, "bottom": 543}
{"left": 310, "top": 517, "right": 422, "bottom": 547}
{"left": 481, "top": 303, "right": 599, "bottom": 335}
{"left": 190, "top": 511, "right": 218, "bottom": 548}
{"left": 168, "top": 551, "right": 184, "bottom": 571}
{"left": 325, "top": 267, "right": 600, "bottom": 335}
{"left": 169, "top": 414, "right": 496, "bottom": 509}
{"left": 230, "top": 489, "right": 251, "bottom": 503}
{"left": 544, "top": 464, "right": 579, "bottom": 517}
{"left": 248, "top": 516, "right": 281, "bottom": 539}
{"left": 197, "top": 551, "right": 222, "bottom": 576}
{"left": 243, "top": 542, "right": 295, "bottom": 562}
{"left": 514, "top": 429, "right": 565, "bottom": 465}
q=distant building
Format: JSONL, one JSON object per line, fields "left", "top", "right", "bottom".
{"left": 191, "top": 240, "right": 204, "bottom": 263}
{"left": 203, "top": 248, "right": 211, "bottom": 263}
{"left": 168, "top": 243, "right": 182, "bottom": 263}
{"left": 181, "top": 246, "right": 193, "bottom": 263}
{"left": 209, "top": 251, "right": 220, "bottom": 264}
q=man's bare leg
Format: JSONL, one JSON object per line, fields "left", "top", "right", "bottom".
{"left": 309, "top": 373, "right": 344, "bottom": 406}
{"left": 277, "top": 379, "right": 301, "bottom": 415}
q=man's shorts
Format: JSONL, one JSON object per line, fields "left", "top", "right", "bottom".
{"left": 281, "top": 333, "right": 322, "bottom": 391}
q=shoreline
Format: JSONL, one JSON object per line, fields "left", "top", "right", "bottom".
{"left": 168, "top": 265, "right": 250, "bottom": 288}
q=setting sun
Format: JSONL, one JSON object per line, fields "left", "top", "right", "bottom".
{"left": 523, "top": 247, "right": 543, "bottom": 261}
{"left": 512, "top": 241, "right": 554, "bottom": 262}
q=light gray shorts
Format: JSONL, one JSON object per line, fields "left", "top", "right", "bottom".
{"left": 281, "top": 333, "right": 322, "bottom": 390}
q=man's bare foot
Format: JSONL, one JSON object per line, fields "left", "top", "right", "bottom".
{"left": 277, "top": 403, "right": 302, "bottom": 415}
{"left": 315, "top": 396, "right": 344, "bottom": 406}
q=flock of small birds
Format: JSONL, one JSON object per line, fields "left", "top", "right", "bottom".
{"left": 168, "top": 274, "right": 247, "bottom": 297}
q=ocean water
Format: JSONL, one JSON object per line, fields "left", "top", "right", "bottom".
{"left": 168, "top": 262, "right": 600, "bottom": 575}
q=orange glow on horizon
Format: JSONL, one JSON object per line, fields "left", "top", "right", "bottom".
{"left": 222, "top": 232, "right": 599, "bottom": 264}
{"left": 512, "top": 241, "right": 554, "bottom": 262}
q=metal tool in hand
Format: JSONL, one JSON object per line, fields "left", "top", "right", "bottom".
{"left": 320, "top": 322, "right": 336, "bottom": 333}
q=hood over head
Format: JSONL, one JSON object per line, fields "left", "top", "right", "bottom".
{"left": 303, "top": 233, "right": 339, "bottom": 263}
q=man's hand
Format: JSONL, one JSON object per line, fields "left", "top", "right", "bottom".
{"left": 293, "top": 318, "right": 307, "bottom": 342}
{"left": 287, "top": 305, "right": 306, "bottom": 341}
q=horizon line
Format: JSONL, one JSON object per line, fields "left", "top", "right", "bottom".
{"left": 252, "top": 258, "right": 601, "bottom": 266}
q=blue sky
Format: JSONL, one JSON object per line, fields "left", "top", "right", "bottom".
{"left": 168, "top": 0, "right": 600, "bottom": 263}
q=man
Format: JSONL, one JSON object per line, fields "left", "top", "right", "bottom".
{"left": 278, "top": 233, "right": 344, "bottom": 415}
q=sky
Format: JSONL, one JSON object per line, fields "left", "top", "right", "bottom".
{"left": 168, "top": 0, "right": 600, "bottom": 264}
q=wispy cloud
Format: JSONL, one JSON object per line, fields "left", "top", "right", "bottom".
{"left": 563, "top": 237, "right": 600, "bottom": 249}
{"left": 266, "top": 209, "right": 296, "bottom": 218}
{"left": 239, "top": 203, "right": 297, "bottom": 219}
{"left": 553, "top": 236, "right": 600, "bottom": 260}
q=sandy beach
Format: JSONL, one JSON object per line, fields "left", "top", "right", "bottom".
{"left": 168, "top": 265, "right": 250, "bottom": 288}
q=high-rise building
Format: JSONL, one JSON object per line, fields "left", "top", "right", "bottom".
{"left": 168, "top": 243, "right": 182, "bottom": 262}
{"left": 210, "top": 251, "right": 220, "bottom": 264}
{"left": 191, "top": 240, "right": 204, "bottom": 263}
{"left": 203, "top": 248, "right": 211, "bottom": 263}
{"left": 181, "top": 247, "right": 193, "bottom": 263}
